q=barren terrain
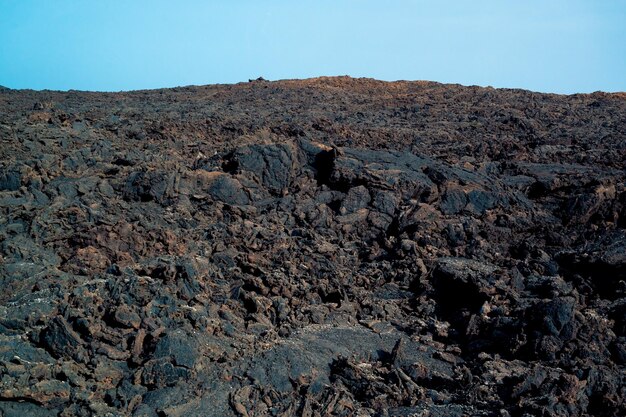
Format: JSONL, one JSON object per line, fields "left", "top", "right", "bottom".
{"left": 0, "top": 77, "right": 625, "bottom": 416}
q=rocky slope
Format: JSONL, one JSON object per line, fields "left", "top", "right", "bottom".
{"left": 0, "top": 77, "right": 625, "bottom": 416}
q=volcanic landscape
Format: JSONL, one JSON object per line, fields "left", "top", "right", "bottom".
{"left": 0, "top": 77, "right": 625, "bottom": 416}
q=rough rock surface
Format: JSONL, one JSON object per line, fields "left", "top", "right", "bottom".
{"left": 0, "top": 77, "right": 625, "bottom": 416}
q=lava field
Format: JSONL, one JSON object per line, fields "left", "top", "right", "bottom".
{"left": 0, "top": 77, "right": 625, "bottom": 416}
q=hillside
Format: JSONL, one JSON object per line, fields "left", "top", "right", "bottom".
{"left": 1, "top": 77, "right": 625, "bottom": 416}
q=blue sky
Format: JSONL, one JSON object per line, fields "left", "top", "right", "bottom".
{"left": 0, "top": 1, "right": 624, "bottom": 93}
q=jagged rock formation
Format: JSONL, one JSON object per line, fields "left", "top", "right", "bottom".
{"left": 0, "top": 77, "right": 625, "bottom": 416}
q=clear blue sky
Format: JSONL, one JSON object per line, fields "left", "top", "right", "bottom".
{"left": 1, "top": 1, "right": 624, "bottom": 93}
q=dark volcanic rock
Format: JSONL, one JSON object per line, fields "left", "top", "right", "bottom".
{"left": 0, "top": 168, "right": 22, "bottom": 191}
{"left": 206, "top": 174, "right": 250, "bottom": 205}
{"left": 228, "top": 142, "right": 298, "bottom": 195}
{"left": 0, "top": 77, "right": 625, "bottom": 416}
{"left": 38, "top": 317, "right": 86, "bottom": 360}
